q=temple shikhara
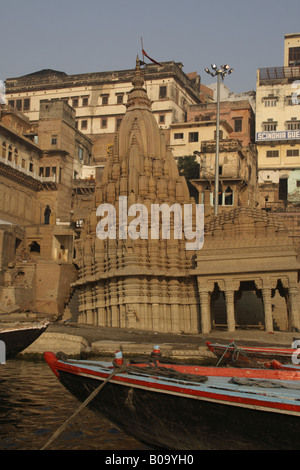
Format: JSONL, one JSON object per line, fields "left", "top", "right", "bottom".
{"left": 72, "top": 58, "right": 201, "bottom": 333}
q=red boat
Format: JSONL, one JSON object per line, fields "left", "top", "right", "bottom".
{"left": 44, "top": 350, "right": 300, "bottom": 450}
{"left": 206, "top": 340, "right": 297, "bottom": 368}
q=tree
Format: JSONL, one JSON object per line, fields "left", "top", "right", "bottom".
{"left": 177, "top": 155, "right": 200, "bottom": 201}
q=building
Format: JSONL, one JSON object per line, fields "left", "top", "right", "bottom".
{"left": 169, "top": 98, "right": 257, "bottom": 215}
{"left": 68, "top": 59, "right": 300, "bottom": 334}
{"left": 256, "top": 33, "right": 300, "bottom": 211}
{"left": 5, "top": 62, "right": 209, "bottom": 171}
{"left": 0, "top": 100, "right": 93, "bottom": 317}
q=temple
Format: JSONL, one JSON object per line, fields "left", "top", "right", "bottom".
{"left": 71, "top": 58, "right": 300, "bottom": 334}
{"left": 72, "top": 58, "right": 201, "bottom": 333}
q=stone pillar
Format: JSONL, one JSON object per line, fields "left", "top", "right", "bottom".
{"left": 224, "top": 289, "right": 235, "bottom": 332}
{"left": 288, "top": 286, "right": 300, "bottom": 331}
{"left": 198, "top": 285, "right": 211, "bottom": 334}
{"left": 262, "top": 287, "right": 273, "bottom": 332}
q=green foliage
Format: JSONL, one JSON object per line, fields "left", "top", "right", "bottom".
{"left": 177, "top": 155, "right": 200, "bottom": 201}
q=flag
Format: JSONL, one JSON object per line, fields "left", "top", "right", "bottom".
{"left": 142, "top": 48, "right": 163, "bottom": 67}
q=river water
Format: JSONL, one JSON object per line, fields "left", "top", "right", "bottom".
{"left": 0, "top": 358, "right": 149, "bottom": 450}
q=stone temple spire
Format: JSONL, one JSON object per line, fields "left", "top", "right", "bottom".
{"left": 73, "top": 58, "right": 200, "bottom": 334}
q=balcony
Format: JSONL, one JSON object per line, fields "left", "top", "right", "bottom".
{"left": 0, "top": 155, "right": 57, "bottom": 190}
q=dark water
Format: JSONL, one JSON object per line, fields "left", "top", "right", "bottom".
{"left": 0, "top": 359, "right": 149, "bottom": 450}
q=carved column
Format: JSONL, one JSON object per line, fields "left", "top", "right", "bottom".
{"left": 224, "top": 289, "right": 235, "bottom": 332}
{"left": 197, "top": 281, "right": 213, "bottom": 334}
{"left": 288, "top": 286, "right": 300, "bottom": 331}
{"left": 281, "top": 276, "right": 300, "bottom": 332}
{"left": 262, "top": 287, "right": 273, "bottom": 332}
{"left": 218, "top": 280, "right": 239, "bottom": 332}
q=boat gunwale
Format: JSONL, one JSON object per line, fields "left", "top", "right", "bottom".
{"left": 44, "top": 352, "right": 300, "bottom": 416}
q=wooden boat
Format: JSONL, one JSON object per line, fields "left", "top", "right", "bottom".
{"left": 206, "top": 340, "right": 297, "bottom": 367}
{"left": 0, "top": 320, "right": 49, "bottom": 360}
{"left": 44, "top": 350, "right": 300, "bottom": 450}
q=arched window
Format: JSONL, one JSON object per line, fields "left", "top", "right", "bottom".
{"left": 8, "top": 145, "right": 12, "bottom": 162}
{"left": 29, "top": 241, "right": 40, "bottom": 253}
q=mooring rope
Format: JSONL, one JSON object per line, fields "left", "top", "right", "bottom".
{"left": 216, "top": 341, "right": 267, "bottom": 369}
{"left": 40, "top": 361, "right": 126, "bottom": 450}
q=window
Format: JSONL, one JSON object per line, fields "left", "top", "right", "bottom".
{"left": 297, "top": 181, "right": 300, "bottom": 188}
{"left": 174, "top": 133, "right": 184, "bottom": 139}
{"left": 116, "top": 94, "right": 124, "bottom": 104}
{"left": 101, "top": 118, "right": 107, "bottom": 128}
{"left": 101, "top": 95, "right": 109, "bottom": 105}
{"left": 78, "top": 147, "right": 83, "bottom": 161}
{"left": 51, "top": 135, "right": 57, "bottom": 145}
{"left": 189, "top": 132, "right": 199, "bottom": 142}
{"left": 8, "top": 100, "right": 14, "bottom": 108}
{"left": 81, "top": 120, "right": 88, "bottom": 130}
{"left": 279, "top": 178, "right": 288, "bottom": 201}
{"left": 45, "top": 167, "right": 50, "bottom": 177}
{"left": 21, "top": 158, "right": 26, "bottom": 169}
{"left": 72, "top": 97, "right": 79, "bottom": 107}
{"left": 159, "top": 86, "right": 167, "bottom": 99}
{"left": 264, "top": 99, "right": 277, "bottom": 107}
{"left": 266, "top": 150, "right": 279, "bottom": 158}
{"left": 8, "top": 145, "right": 12, "bottom": 161}
{"left": 214, "top": 130, "right": 223, "bottom": 140}
{"left": 39, "top": 167, "right": 44, "bottom": 176}
{"left": 287, "top": 149, "right": 299, "bottom": 157}
{"left": 16, "top": 100, "right": 22, "bottom": 111}
{"left": 29, "top": 162, "right": 33, "bottom": 172}
{"left": 287, "top": 121, "right": 300, "bottom": 130}
{"left": 224, "top": 186, "right": 233, "bottom": 206}
{"left": 159, "top": 115, "right": 165, "bottom": 124}
{"left": 23, "top": 99, "right": 30, "bottom": 111}
{"left": 234, "top": 118, "right": 242, "bottom": 132}
{"left": 289, "top": 46, "right": 300, "bottom": 66}
{"left": 263, "top": 121, "right": 277, "bottom": 131}
{"left": 82, "top": 96, "right": 89, "bottom": 106}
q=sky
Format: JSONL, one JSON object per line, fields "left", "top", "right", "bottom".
{"left": 1, "top": 0, "right": 300, "bottom": 94}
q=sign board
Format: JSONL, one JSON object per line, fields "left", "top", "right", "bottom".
{"left": 256, "top": 131, "right": 300, "bottom": 141}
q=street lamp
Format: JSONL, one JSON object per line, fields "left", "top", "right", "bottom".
{"left": 204, "top": 64, "right": 233, "bottom": 216}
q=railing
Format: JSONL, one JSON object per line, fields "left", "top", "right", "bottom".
{"left": 0, "top": 155, "right": 57, "bottom": 183}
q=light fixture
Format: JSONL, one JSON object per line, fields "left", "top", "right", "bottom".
{"left": 204, "top": 63, "right": 234, "bottom": 216}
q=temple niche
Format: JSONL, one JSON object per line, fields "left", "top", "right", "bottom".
{"left": 70, "top": 58, "right": 300, "bottom": 334}
{"left": 72, "top": 58, "right": 201, "bottom": 333}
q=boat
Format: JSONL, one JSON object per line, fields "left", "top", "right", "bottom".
{"left": 0, "top": 320, "right": 49, "bottom": 360}
{"left": 44, "top": 350, "right": 300, "bottom": 450}
{"left": 206, "top": 340, "right": 297, "bottom": 367}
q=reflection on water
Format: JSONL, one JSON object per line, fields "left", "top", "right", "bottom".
{"left": 0, "top": 359, "right": 148, "bottom": 450}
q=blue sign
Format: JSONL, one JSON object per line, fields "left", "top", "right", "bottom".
{"left": 256, "top": 131, "right": 300, "bottom": 141}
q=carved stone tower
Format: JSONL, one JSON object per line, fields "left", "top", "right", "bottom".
{"left": 73, "top": 58, "right": 200, "bottom": 333}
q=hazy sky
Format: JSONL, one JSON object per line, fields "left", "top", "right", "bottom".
{"left": 1, "top": 0, "right": 300, "bottom": 94}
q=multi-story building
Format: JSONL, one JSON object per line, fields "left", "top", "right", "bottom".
{"left": 5, "top": 62, "right": 209, "bottom": 170}
{"left": 0, "top": 100, "right": 93, "bottom": 317}
{"left": 169, "top": 97, "right": 257, "bottom": 214}
{"left": 256, "top": 33, "right": 300, "bottom": 211}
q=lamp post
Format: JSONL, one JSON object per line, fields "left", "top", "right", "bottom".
{"left": 204, "top": 64, "right": 233, "bottom": 216}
